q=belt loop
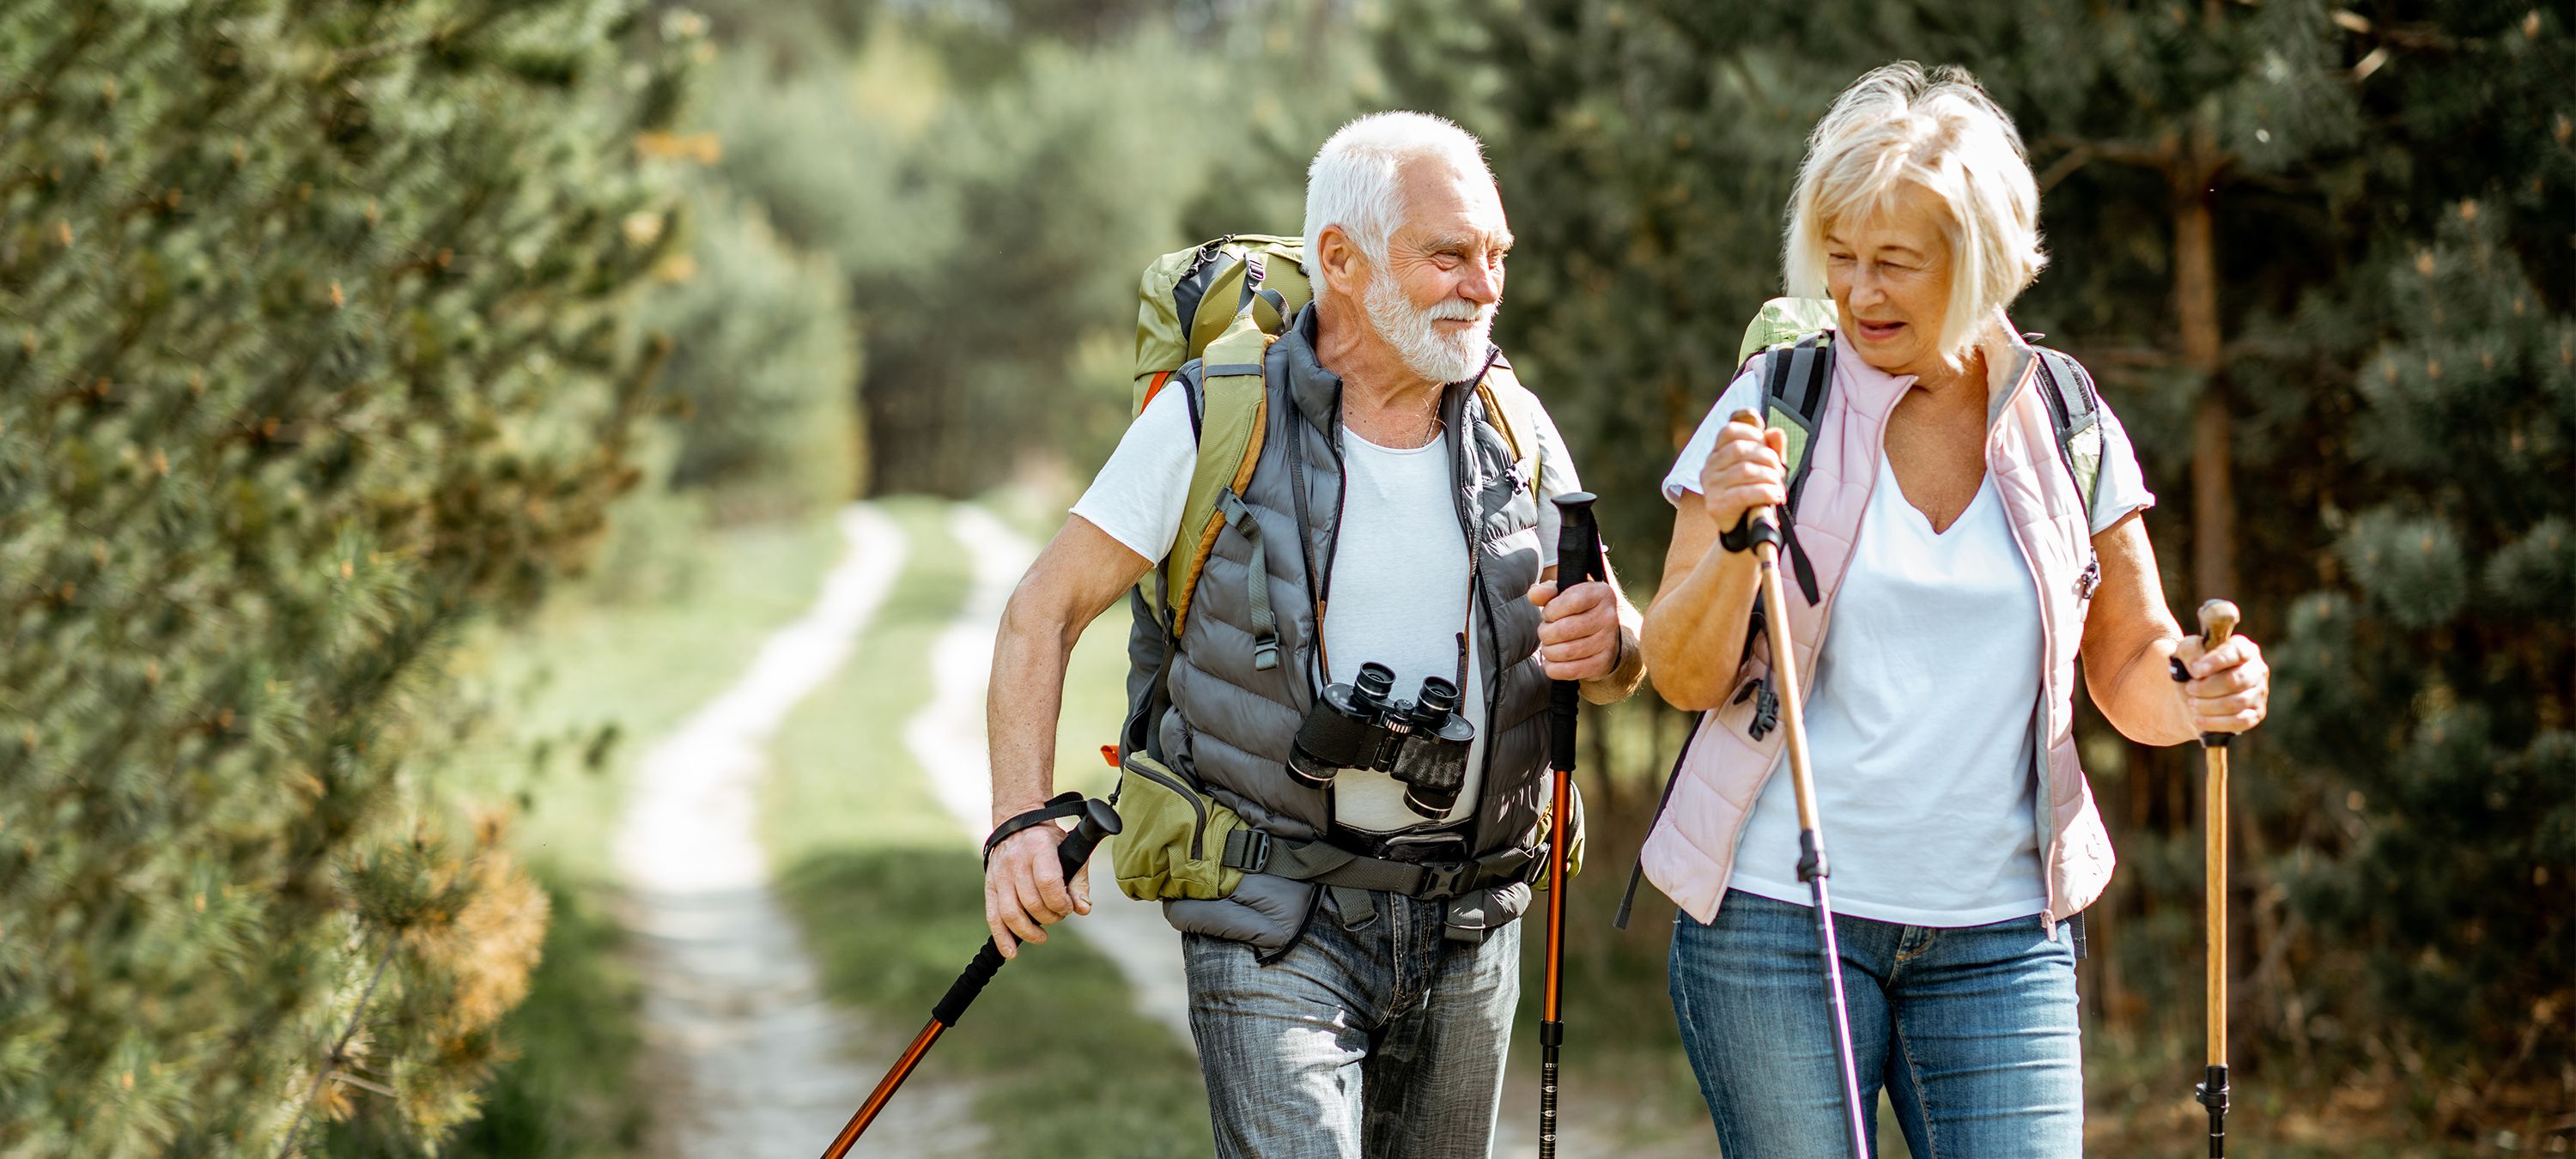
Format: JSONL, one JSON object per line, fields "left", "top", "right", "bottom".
{"left": 1330, "top": 885, "right": 1377, "bottom": 931}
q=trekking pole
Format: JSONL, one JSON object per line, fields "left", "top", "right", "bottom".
{"left": 1539, "top": 491, "right": 1602, "bottom": 1159}
{"left": 820, "top": 797, "right": 1121, "bottom": 1158}
{"left": 2173, "top": 599, "right": 2240, "bottom": 1158}
{"left": 1732, "top": 410, "right": 1869, "bottom": 1158}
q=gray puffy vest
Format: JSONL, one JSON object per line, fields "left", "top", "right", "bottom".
{"left": 1124, "top": 306, "right": 1555, "bottom": 952}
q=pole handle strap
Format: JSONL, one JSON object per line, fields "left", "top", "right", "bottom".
{"left": 982, "top": 792, "right": 1089, "bottom": 865}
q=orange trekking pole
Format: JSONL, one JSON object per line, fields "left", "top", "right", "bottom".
{"left": 2173, "top": 599, "right": 2240, "bottom": 1157}
{"left": 1538, "top": 491, "right": 1602, "bottom": 1157}
{"left": 821, "top": 797, "right": 1119, "bottom": 1157}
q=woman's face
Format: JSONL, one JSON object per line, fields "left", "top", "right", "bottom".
{"left": 1824, "top": 185, "right": 1957, "bottom": 381}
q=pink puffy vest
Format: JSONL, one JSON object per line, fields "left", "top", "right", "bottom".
{"left": 1642, "top": 327, "right": 2117, "bottom": 931}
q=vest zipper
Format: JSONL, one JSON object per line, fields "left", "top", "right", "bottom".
{"left": 1446, "top": 384, "right": 1503, "bottom": 819}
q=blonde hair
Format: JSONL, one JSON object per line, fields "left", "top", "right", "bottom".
{"left": 1783, "top": 63, "right": 2045, "bottom": 354}
{"left": 1303, "top": 111, "right": 1494, "bottom": 306}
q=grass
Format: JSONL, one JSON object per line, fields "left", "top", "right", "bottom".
{"left": 764, "top": 496, "right": 1211, "bottom": 1157}
{"left": 426, "top": 506, "right": 852, "bottom": 1158}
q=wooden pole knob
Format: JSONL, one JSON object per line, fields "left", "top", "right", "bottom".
{"left": 2196, "top": 598, "right": 2239, "bottom": 650}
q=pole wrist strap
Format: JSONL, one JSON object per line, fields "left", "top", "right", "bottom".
{"left": 983, "top": 792, "right": 1088, "bottom": 864}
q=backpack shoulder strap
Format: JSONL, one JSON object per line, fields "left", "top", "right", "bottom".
{"left": 2030, "top": 347, "right": 2105, "bottom": 523}
{"left": 1752, "top": 333, "right": 1834, "bottom": 513}
{"left": 1474, "top": 356, "right": 1542, "bottom": 501}
{"left": 1156, "top": 308, "right": 1275, "bottom": 666}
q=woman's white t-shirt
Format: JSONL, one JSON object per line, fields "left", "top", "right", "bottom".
{"left": 1076, "top": 386, "right": 1581, "bottom": 834}
{"left": 1662, "top": 369, "right": 2153, "bottom": 926}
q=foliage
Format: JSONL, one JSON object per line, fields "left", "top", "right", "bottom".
{"left": 702, "top": 16, "right": 1246, "bottom": 495}
{"left": 639, "top": 190, "right": 862, "bottom": 522}
{"left": 0, "top": 0, "right": 692, "bottom": 1151}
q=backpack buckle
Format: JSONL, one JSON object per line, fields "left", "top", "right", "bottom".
{"left": 1222, "top": 828, "right": 1272, "bottom": 873}
{"left": 1417, "top": 861, "right": 1471, "bottom": 900}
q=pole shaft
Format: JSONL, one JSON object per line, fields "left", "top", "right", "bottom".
{"left": 1752, "top": 543, "right": 1824, "bottom": 834}
{"left": 1543, "top": 766, "right": 1570, "bottom": 1023}
{"left": 2206, "top": 746, "right": 2227, "bottom": 1070}
{"left": 1807, "top": 876, "right": 1870, "bottom": 1156}
{"left": 1539, "top": 765, "right": 1570, "bottom": 1156}
{"left": 824, "top": 1019, "right": 945, "bottom": 1159}
{"left": 1752, "top": 529, "right": 1867, "bottom": 1158}
{"left": 1539, "top": 1053, "right": 1559, "bottom": 1158}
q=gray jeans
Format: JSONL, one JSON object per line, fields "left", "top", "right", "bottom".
{"left": 1182, "top": 891, "right": 1521, "bottom": 1159}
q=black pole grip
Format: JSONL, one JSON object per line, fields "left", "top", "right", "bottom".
{"left": 933, "top": 941, "right": 1005, "bottom": 1028}
{"left": 1054, "top": 797, "right": 1121, "bottom": 880}
{"left": 1550, "top": 492, "right": 1601, "bottom": 772}
{"left": 932, "top": 798, "right": 1121, "bottom": 1029}
{"left": 1552, "top": 491, "right": 1601, "bottom": 593}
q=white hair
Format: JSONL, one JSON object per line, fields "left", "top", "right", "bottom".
{"left": 1302, "top": 111, "right": 1494, "bottom": 306}
{"left": 1784, "top": 63, "right": 2046, "bottom": 355}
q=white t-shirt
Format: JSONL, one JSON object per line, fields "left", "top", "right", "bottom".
{"left": 1662, "top": 368, "right": 2153, "bottom": 925}
{"left": 1077, "top": 385, "right": 1582, "bottom": 833}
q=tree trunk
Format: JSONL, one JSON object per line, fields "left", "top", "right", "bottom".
{"left": 2172, "top": 131, "right": 2238, "bottom": 600}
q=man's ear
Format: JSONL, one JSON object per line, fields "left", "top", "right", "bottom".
{"left": 1315, "top": 224, "right": 1365, "bottom": 300}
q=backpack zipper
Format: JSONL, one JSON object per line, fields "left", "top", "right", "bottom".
{"left": 1128, "top": 761, "right": 1212, "bottom": 861}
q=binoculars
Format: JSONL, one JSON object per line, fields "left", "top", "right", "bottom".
{"left": 1287, "top": 662, "right": 1477, "bottom": 820}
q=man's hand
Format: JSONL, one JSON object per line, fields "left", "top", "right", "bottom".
{"left": 2173, "top": 631, "right": 2270, "bottom": 737}
{"left": 983, "top": 822, "right": 1091, "bottom": 960}
{"left": 1527, "top": 579, "right": 1623, "bottom": 682}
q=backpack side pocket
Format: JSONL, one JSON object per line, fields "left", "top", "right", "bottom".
{"left": 1110, "top": 753, "right": 1246, "bottom": 901}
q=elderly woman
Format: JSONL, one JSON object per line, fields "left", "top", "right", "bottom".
{"left": 1637, "top": 63, "right": 2270, "bottom": 1155}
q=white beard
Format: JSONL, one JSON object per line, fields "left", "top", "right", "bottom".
{"left": 1362, "top": 276, "right": 1493, "bottom": 385}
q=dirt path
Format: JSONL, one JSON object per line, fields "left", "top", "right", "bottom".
{"left": 908, "top": 502, "right": 1197, "bottom": 1047}
{"left": 613, "top": 505, "right": 987, "bottom": 1158}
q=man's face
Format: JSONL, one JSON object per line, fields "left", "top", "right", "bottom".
{"left": 1358, "top": 158, "right": 1512, "bottom": 385}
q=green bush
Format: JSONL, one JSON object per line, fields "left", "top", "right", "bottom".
{"left": 0, "top": 1, "right": 692, "bottom": 1150}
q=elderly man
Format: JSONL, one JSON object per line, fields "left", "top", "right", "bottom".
{"left": 980, "top": 111, "right": 1645, "bottom": 1157}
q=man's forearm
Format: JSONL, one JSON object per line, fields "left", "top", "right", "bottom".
{"left": 987, "top": 615, "right": 1077, "bottom": 827}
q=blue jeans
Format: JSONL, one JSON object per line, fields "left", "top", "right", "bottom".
{"left": 1668, "top": 889, "right": 2082, "bottom": 1158}
{"left": 1182, "top": 892, "right": 1521, "bottom": 1159}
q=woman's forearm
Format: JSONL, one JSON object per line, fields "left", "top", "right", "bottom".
{"left": 2089, "top": 629, "right": 2196, "bottom": 747}
{"left": 1643, "top": 534, "right": 1762, "bottom": 711}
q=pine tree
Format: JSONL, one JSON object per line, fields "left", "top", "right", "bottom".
{"left": 0, "top": 2, "right": 695, "bottom": 1151}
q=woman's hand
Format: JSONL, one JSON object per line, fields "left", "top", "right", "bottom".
{"left": 2173, "top": 630, "right": 2269, "bottom": 737}
{"left": 1698, "top": 416, "right": 1789, "bottom": 535}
